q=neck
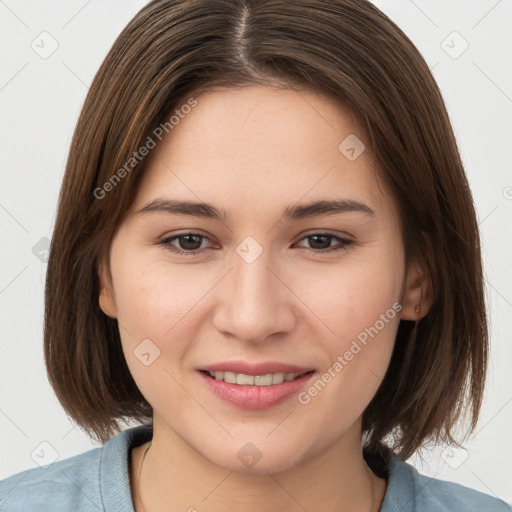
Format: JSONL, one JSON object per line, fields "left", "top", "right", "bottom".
{"left": 131, "top": 418, "right": 387, "bottom": 512}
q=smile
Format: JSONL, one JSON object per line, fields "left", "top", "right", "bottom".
{"left": 201, "top": 370, "right": 310, "bottom": 386}
{"left": 198, "top": 370, "right": 316, "bottom": 409}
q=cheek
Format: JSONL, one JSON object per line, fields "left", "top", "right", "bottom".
{"left": 291, "top": 252, "right": 403, "bottom": 343}
{"left": 111, "top": 254, "right": 208, "bottom": 339}
{"left": 291, "top": 252, "right": 402, "bottom": 411}
{"left": 110, "top": 255, "right": 222, "bottom": 401}
{"left": 110, "top": 259, "right": 204, "bottom": 408}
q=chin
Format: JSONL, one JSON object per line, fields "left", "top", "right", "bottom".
{"left": 203, "top": 440, "right": 309, "bottom": 476}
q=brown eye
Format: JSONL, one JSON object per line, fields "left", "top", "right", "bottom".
{"left": 158, "top": 233, "right": 213, "bottom": 255}
{"left": 295, "top": 232, "right": 354, "bottom": 254}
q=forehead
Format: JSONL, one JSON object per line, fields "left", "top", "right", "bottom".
{"left": 130, "top": 85, "right": 393, "bottom": 222}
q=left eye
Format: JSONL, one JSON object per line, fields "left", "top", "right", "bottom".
{"left": 157, "top": 232, "right": 354, "bottom": 256}
{"left": 295, "top": 233, "right": 354, "bottom": 253}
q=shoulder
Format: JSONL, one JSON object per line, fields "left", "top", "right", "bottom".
{"left": 414, "top": 474, "right": 511, "bottom": 512}
{"left": 0, "top": 425, "right": 153, "bottom": 512}
{"left": 383, "top": 454, "right": 511, "bottom": 512}
{"left": 0, "top": 445, "right": 103, "bottom": 512}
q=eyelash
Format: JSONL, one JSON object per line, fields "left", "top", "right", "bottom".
{"left": 157, "top": 232, "right": 354, "bottom": 256}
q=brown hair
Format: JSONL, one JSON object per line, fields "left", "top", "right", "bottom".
{"left": 44, "top": 0, "right": 487, "bottom": 467}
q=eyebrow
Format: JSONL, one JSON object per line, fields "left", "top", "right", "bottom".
{"left": 137, "top": 197, "right": 375, "bottom": 222}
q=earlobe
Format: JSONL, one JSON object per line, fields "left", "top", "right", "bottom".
{"left": 400, "top": 260, "right": 433, "bottom": 321}
{"left": 98, "top": 259, "right": 118, "bottom": 319}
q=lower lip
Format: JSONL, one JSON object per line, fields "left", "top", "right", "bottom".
{"left": 198, "top": 370, "right": 315, "bottom": 410}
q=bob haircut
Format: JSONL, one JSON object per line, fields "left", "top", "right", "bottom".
{"left": 44, "top": 0, "right": 487, "bottom": 467}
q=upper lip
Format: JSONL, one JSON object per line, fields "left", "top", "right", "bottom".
{"left": 200, "top": 361, "right": 314, "bottom": 376}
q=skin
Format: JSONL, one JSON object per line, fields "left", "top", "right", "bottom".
{"left": 98, "top": 85, "right": 432, "bottom": 512}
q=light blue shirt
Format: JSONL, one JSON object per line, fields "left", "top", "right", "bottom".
{"left": 0, "top": 425, "right": 510, "bottom": 511}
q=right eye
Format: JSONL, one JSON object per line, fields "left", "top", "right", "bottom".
{"left": 157, "top": 232, "right": 215, "bottom": 256}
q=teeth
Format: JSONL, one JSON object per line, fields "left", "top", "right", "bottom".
{"left": 206, "top": 370, "right": 303, "bottom": 386}
{"left": 272, "top": 373, "right": 285, "bottom": 385}
{"left": 237, "top": 373, "right": 255, "bottom": 385}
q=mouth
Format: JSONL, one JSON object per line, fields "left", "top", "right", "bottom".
{"left": 199, "top": 369, "right": 315, "bottom": 386}
{"left": 197, "top": 368, "right": 317, "bottom": 409}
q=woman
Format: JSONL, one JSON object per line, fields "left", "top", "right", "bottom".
{"left": 0, "top": 0, "right": 509, "bottom": 510}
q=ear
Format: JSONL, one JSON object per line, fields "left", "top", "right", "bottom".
{"left": 98, "top": 256, "right": 118, "bottom": 319}
{"left": 400, "top": 258, "right": 433, "bottom": 321}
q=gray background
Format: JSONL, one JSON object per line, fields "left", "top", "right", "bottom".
{"left": 1, "top": 0, "right": 511, "bottom": 504}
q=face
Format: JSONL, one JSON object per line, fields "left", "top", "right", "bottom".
{"left": 99, "top": 85, "right": 426, "bottom": 474}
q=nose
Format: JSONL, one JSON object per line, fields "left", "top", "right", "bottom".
{"left": 212, "top": 244, "right": 297, "bottom": 345}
